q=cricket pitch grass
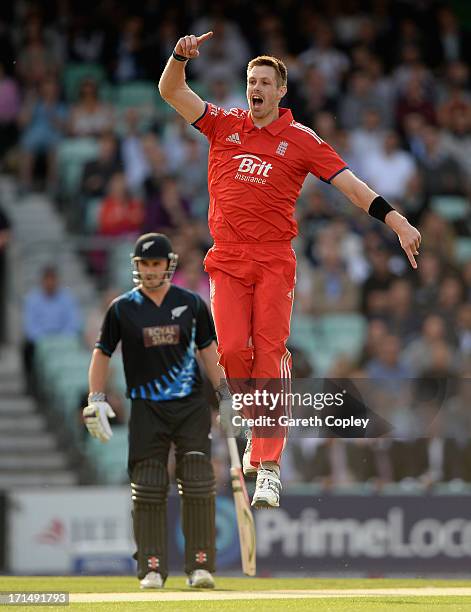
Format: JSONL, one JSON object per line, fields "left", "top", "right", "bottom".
{"left": 2, "top": 576, "right": 471, "bottom": 611}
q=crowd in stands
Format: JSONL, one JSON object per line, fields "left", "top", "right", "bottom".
{"left": 1, "top": 0, "right": 470, "bottom": 488}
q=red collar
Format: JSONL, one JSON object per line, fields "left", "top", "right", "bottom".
{"left": 242, "top": 108, "right": 293, "bottom": 135}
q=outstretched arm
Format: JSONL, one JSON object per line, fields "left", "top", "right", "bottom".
{"left": 332, "top": 169, "right": 421, "bottom": 269}
{"left": 158, "top": 32, "right": 213, "bottom": 123}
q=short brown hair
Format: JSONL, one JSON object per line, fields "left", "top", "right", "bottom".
{"left": 247, "top": 55, "right": 287, "bottom": 88}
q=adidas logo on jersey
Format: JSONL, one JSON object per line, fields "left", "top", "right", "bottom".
{"left": 226, "top": 132, "right": 241, "bottom": 144}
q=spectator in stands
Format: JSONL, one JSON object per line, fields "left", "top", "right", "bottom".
{"left": 297, "top": 66, "right": 336, "bottom": 123}
{"left": 69, "top": 77, "right": 114, "bottom": 137}
{"left": 205, "top": 70, "right": 246, "bottom": 110}
{"left": 437, "top": 61, "right": 471, "bottom": 128}
{"left": 16, "top": 15, "right": 59, "bottom": 91}
{"left": 80, "top": 132, "right": 121, "bottom": 200}
{"left": 190, "top": 13, "right": 250, "bottom": 81}
{"left": 339, "top": 71, "right": 387, "bottom": 130}
{"left": 366, "top": 334, "right": 408, "bottom": 381}
{"left": 435, "top": 275, "right": 466, "bottom": 330}
{"left": 298, "top": 187, "right": 336, "bottom": 265}
{"left": 386, "top": 278, "right": 421, "bottom": 343}
{"left": 358, "top": 319, "right": 389, "bottom": 367}
{"left": 299, "top": 22, "right": 349, "bottom": 97}
{"left": 402, "top": 314, "right": 452, "bottom": 376}
{"left": 22, "top": 265, "right": 81, "bottom": 392}
{"left": 419, "top": 211, "right": 456, "bottom": 263}
{"left": 120, "top": 109, "right": 151, "bottom": 194}
{"left": 306, "top": 230, "right": 358, "bottom": 316}
{"left": 18, "top": 77, "right": 67, "bottom": 192}
{"left": 97, "top": 172, "right": 143, "bottom": 237}
{"left": 350, "top": 108, "right": 387, "bottom": 168}
{"left": 360, "top": 131, "right": 417, "bottom": 202}
{"left": 114, "top": 16, "right": 147, "bottom": 83}
{"left": 142, "top": 174, "right": 191, "bottom": 235}
{"left": 418, "top": 125, "right": 464, "bottom": 196}
{"left": 396, "top": 75, "right": 436, "bottom": 133}
{"left": 441, "top": 108, "right": 471, "bottom": 184}
{"left": 66, "top": 14, "right": 105, "bottom": 64}
{"left": 415, "top": 251, "right": 443, "bottom": 315}
{"left": 0, "top": 62, "right": 20, "bottom": 163}
{"left": 0, "top": 204, "right": 11, "bottom": 345}
{"left": 432, "top": 6, "right": 471, "bottom": 66}
{"left": 361, "top": 246, "right": 398, "bottom": 318}
{"left": 173, "top": 249, "right": 210, "bottom": 303}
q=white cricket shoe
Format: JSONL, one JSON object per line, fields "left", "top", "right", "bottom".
{"left": 251, "top": 465, "right": 281, "bottom": 508}
{"left": 140, "top": 571, "right": 164, "bottom": 589}
{"left": 242, "top": 430, "right": 257, "bottom": 477}
{"left": 187, "top": 569, "right": 215, "bottom": 589}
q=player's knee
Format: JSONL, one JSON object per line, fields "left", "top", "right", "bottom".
{"left": 176, "top": 451, "right": 216, "bottom": 498}
{"left": 219, "top": 346, "right": 253, "bottom": 368}
{"left": 131, "top": 457, "right": 169, "bottom": 505}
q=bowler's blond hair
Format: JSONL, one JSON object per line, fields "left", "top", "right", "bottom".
{"left": 247, "top": 56, "right": 287, "bottom": 88}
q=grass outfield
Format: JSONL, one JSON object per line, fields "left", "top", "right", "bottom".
{"left": 1, "top": 577, "right": 471, "bottom": 612}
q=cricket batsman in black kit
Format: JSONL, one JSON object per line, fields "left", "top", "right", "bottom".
{"left": 83, "top": 233, "right": 226, "bottom": 589}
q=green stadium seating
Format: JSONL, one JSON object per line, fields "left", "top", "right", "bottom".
{"left": 63, "top": 63, "right": 107, "bottom": 101}
{"left": 58, "top": 138, "right": 99, "bottom": 197}
{"left": 430, "top": 196, "right": 469, "bottom": 222}
{"left": 115, "top": 81, "right": 158, "bottom": 109}
{"left": 86, "top": 425, "right": 128, "bottom": 484}
{"left": 320, "top": 313, "right": 367, "bottom": 359}
{"left": 455, "top": 237, "right": 471, "bottom": 264}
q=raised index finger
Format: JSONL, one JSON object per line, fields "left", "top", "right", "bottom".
{"left": 196, "top": 31, "right": 213, "bottom": 45}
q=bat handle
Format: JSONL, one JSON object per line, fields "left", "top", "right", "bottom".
{"left": 227, "top": 436, "right": 242, "bottom": 469}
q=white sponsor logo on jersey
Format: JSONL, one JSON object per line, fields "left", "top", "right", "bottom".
{"left": 233, "top": 154, "right": 273, "bottom": 179}
{"left": 171, "top": 305, "right": 188, "bottom": 319}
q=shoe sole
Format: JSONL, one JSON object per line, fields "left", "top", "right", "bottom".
{"left": 187, "top": 581, "right": 215, "bottom": 589}
{"left": 251, "top": 497, "right": 279, "bottom": 509}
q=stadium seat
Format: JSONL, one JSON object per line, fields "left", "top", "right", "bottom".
{"left": 116, "top": 81, "right": 158, "bottom": 109}
{"left": 108, "top": 242, "right": 135, "bottom": 291}
{"left": 430, "top": 196, "right": 469, "bottom": 222}
{"left": 86, "top": 425, "right": 128, "bottom": 484}
{"left": 320, "top": 313, "right": 366, "bottom": 359}
{"left": 57, "top": 138, "right": 99, "bottom": 198}
{"left": 455, "top": 237, "right": 471, "bottom": 265}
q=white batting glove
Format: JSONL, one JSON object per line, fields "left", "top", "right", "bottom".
{"left": 83, "top": 393, "right": 116, "bottom": 442}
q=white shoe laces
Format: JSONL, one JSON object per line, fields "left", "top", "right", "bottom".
{"left": 256, "top": 468, "right": 281, "bottom": 493}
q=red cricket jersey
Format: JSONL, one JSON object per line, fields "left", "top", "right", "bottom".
{"left": 192, "top": 103, "right": 348, "bottom": 243}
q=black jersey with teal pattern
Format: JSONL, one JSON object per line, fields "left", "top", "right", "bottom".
{"left": 96, "top": 286, "right": 216, "bottom": 401}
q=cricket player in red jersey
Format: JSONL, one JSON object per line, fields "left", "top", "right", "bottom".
{"left": 159, "top": 32, "right": 421, "bottom": 508}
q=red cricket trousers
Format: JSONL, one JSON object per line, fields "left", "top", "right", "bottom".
{"left": 204, "top": 242, "right": 296, "bottom": 466}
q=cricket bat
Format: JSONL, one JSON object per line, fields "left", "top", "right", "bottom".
{"left": 227, "top": 436, "right": 256, "bottom": 576}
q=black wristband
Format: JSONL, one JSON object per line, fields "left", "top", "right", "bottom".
{"left": 172, "top": 50, "right": 188, "bottom": 62}
{"left": 368, "top": 196, "right": 395, "bottom": 223}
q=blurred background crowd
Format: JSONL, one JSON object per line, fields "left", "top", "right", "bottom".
{"left": 0, "top": 0, "right": 470, "bottom": 491}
